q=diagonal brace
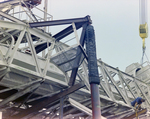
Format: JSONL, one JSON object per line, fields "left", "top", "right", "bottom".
{"left": 0, "top": 80, "right": 43, "bottom": 108}
{"left": 11, "top": 81, "right": 85, "bottom": 119}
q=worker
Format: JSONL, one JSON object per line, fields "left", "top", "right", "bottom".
{"left": 131, "top": 97, "right": 145, "bottom": 110}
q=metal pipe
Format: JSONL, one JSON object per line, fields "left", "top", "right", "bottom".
{"left": 29, "top": 15, "right": 91, "bottom": 28}
{"left": 85, "top": 25, "right": 101, "bottom": 119}
{"left": 91, "top": 84, "right": 101, "bottom": 119}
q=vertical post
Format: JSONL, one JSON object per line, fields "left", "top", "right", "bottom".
{"left": 85, "top": 25, "right": 101, "bottom": 119}
{"left": 0, "top": 112, "right": 2, "bottom": 119}
{"left": 91, "top": 84, "right": 101, "bottom": 119}
{"left": 42, "top": 0, "right": 48, "bottom": 57}
{"left": 72, "top": 22, "right": 80, "bottom": 45}
{"left": 68, "top": 23, "right": 87, "bottom": 86}
{"left": 59, "top": 97, "right": 63, "bottom": 119}
{"left": 44, "top": 0, "right": 48, "bottom": 30}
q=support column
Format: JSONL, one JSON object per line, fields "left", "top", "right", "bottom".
{"left": 59, "top": 97, "right": 63, "bottom": 119}
{"left": 42, "top": 0, "right": 48, "bottom": 57}
{"left": 85, "top": 25, "right": 101, "bottom": 119}
{"left": 91, "top": 84, "right": 101, "bottom": 119}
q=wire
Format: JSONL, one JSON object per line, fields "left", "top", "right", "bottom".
{"left": 141, "top": 47, "right": 146, "bottom": 64}
{"left": 140, "top": 47, "right": 150, "bottom": 64}
{"left": 145, "top": 52, "right": 150, "bottom": 62}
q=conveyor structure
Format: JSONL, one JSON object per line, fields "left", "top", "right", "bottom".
{"left": 0, "top": 0, "right": 150, "bottom": 119}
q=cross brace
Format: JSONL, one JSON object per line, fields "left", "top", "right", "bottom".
{"left": 10, "top": 81, "right": 85, "bottom": 119}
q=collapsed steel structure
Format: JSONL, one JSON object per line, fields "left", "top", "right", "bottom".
{"left": 0, "top": 0, "right": 150, "bottom": 119}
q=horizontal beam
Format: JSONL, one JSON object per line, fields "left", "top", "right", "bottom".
{"left": 11, "top": 81, "right": 85, "bottom": 119}
{"left": 0, "top": 81, "right": 42, "bottom": 108}
{"left": 29, "top": 15, "right": 91, "bottom": 27}
{"left": 0, "top": 11, "right": 26, "bottom": 24}
{"left": 69, "top": 98, "right": 92, "bottom": 116}
{"left": 0, "top": 79, "right": 42, "bottom": 94}
{"left": 53, "top": 22, "right": 85, "bottom": 41}
{"left": 0, "top": 20, "right": 53, "bottom": 42}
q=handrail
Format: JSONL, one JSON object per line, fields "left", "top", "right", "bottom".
{"left": 0, "top": 29, "right": 15, "bottom": 59}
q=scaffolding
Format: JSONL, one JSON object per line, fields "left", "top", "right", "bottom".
{"left": 0, "top": 0, "right": 149, "bottom": 119}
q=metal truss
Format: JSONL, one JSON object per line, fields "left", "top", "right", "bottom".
{"left": 0, "top": 1, "right": 150, "bottom": 119}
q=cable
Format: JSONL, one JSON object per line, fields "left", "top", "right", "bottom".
{"left": 145, "top": 52, "right": 150, "bottom": 62}
{"left": 141, "top": 47, "right": 145, "bottom": 64}
{"left": 140, "top": 46, "right": 150, "bottom": 64}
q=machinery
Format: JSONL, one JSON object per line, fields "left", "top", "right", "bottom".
{"left": 139, "top": 0, "right": 148, "bottom": 64}
{"left": 0, "top": 0, "right": 149, "bottom": 119}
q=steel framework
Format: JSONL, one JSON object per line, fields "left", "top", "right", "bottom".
{"left": 0, "top": 0, "right": 150, "bottom": 119}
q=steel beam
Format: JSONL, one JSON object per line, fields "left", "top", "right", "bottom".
{"left": 107, "top": 109, "right": 133, "bottom": 119}
{"left": 118, "top": 71, "right": 136, "bottom": 99}
{"left": 63, "top": 113, "right": 85, "bottom": 119}
{"left": 11, "top": 81, "right": 85, "bottom": 119}
{"left": 35, "top": 42, "right": 51, "bottom": 54}
{"left": 27, "top": 91, "right": 60, "bottom": 103}
{"left": 103, "top": 65, "right": 129, "bottom": 104}
{"left": 101, "top": 106, "right": 116, "bottom": 114}
{"left": 50, "top": 109, "right": 60, "bottom": 119}
{"left": 0, "top": 11, "right": 26, "bottom": 24}
{"left": 118, "top": 70, "right": 130, "bottom": 105}
{"left": 26, "top": 32, "right": 42, "bottom": 74}
{"left": 0, "top": 20, "right": 53, "bottom": 42}
{"left": 99, "top": 62, "right": 115, "bottom": 101}
{"left": 0, "top": 20, "right": 25, "bottom": 30}
{"left": 135, "top": 80, "right": 150, "bottom": 105}
{"left": 69, "top": 98, "right": 92, "bottom": 116}
{"left": 42, "top": 42, "right": 55, "bottom": 77}
{"left": 0, "top": 30, "right": 20, "bottom": 43}
{"left": 22, "top": 1, "right": 38, "bottom": 22}
{"left": 0, "top": 0, "right": 31, "bottom": 9}
{"left": 0, "top": 79, "right": 42, "bottom": 94}
{"left": 63, "top": 99, "right": 91, "bottom": 117}
{"left": 8, "top": 29, "right": 26, "bottom": 64}
{"left": 59, "top": 97, "right": 64, "bottom": 119}
{"left": 68, "top": 23, "right": 87, "bottom": 86}
{"left": 33, "top": 103, "right": 60, "bottom": 118}
{"left": 53, "top": 22, "right": 84, "bottom": 41}
{"left": 0, "top": 81, "right": 42, "bottom": 108}
{"left": 29, "top": 15, "right": 91, "bottom": 27}
{"left": 78, "top": 71, "right": 90, "bottom": 91}
{"left": 122, "top": 109, "right": 147, "bottom": 119}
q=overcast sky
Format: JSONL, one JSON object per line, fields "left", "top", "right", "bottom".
{"left": 40, "top": 0, "right": 150, "bottom": 71}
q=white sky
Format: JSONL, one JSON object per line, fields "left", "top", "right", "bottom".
{"left": 42, "top": 0, "right": 150, "bottom": 71}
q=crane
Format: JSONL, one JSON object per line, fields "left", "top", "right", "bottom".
{"left": 139, "top": 0, "right": 148, "bottom": 64}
